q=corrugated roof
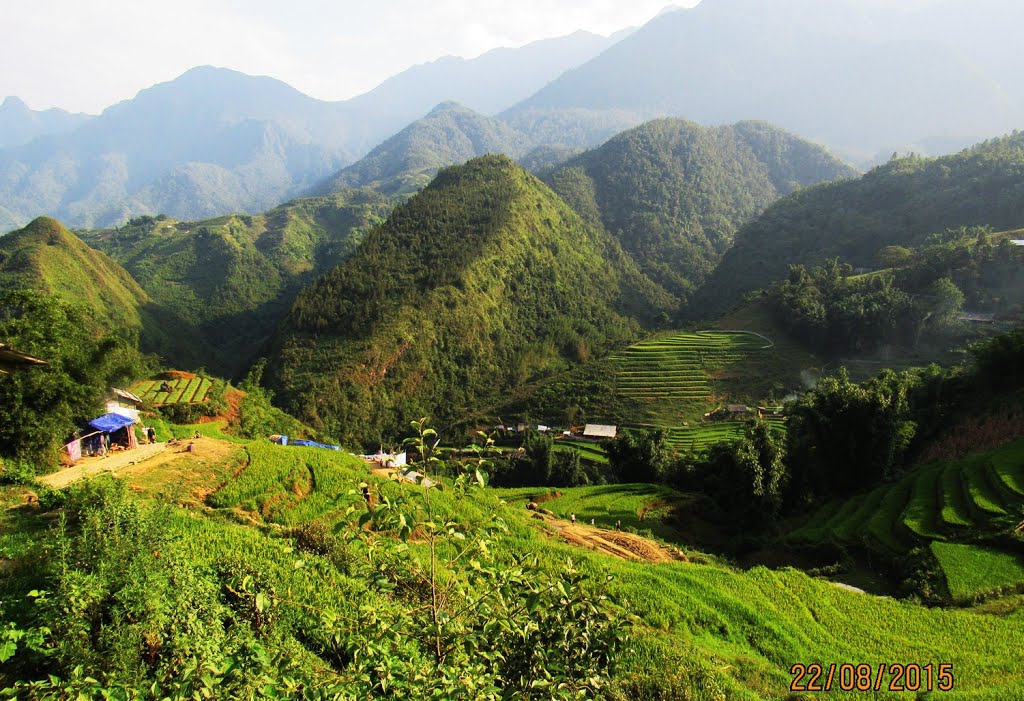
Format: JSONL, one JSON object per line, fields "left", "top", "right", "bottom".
{"left": 583, "top": 424, "right": 617, "bottom": 438}
{"left": 112, "top": 387, "right": 143, "bottom": 404}
{"left": 0, "top": 342, "right": 47, "bottom": 374}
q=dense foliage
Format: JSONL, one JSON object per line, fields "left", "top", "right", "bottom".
{"left": 694, "top": 417, "right": 788, "bottom": 525}
{"left": 80, "top": 190, "right": 391, "bottom": 377}
{"left": 490, "top": 430, "right": 609, "bottom": 488}
{"left": 0, "top": 290, "right": 151, "bottom": 466}
{"left": 545, "top": 119, "right": 856, "bottom": 303}
{"left": 765, "top": 227, "right": 1024, "bottom": 355}
{"left": 271, "top": 155, "right": 674, "bottom": 447}
{"left": 700, "top": 132, "right": 1024, "bottom": 315}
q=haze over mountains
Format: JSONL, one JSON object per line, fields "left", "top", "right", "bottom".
{"left": 509, "top": 0, "right": 1024, "bottom": 163}
{"left": 1, "top": 0, "right": 1023, "bottom": 232}
{"left": 0, "top": 97, "right": 92, "bottom": 150}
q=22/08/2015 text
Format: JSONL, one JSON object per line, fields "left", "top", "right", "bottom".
{"left": 790, "top": 662, "right": 954, "bottom": 693}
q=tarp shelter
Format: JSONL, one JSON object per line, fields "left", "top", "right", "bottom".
{"left": 80, "top": 412, "right": 138, "bottom": 454}
{"left": 290, "top": 439, "right": 341, "bottom": 451}
{"left": 88, "top": 413, "right": 136, "bottom": 433}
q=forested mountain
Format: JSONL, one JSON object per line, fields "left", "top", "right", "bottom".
{"left": 0, "top": 217, "right": 149, "bottom": 333}
{"left": 340, "top": 30, "right": 625, "bottom": 152}
{"left": 0, "top": 67, "right": 355, "bottom": 230}
{"left": 80, "top": 189, "right": 391, "bottom": 377}
{"left": 506, "top": 0, "right": 1024, "bottom": 163}
{"left": 697, "top": 130, "right": 1024, "bottom": 316}
{"left": 269, "top": 155, "right": 674, "bottom": 446}
{"left": 544, "top": 119, "right": 857, "bottom": 302}
{"left": 316, "top": 103, "right": 533, "bottom": 196}
{"left": 0, "top": 96, "right": 92, "bottom": 149}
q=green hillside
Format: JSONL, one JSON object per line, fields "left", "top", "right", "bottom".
{"left": 698, "top": 130, "right": 1024, "bottom": 316}
{"left": 0, "top": 216, "right": 150, "bottom": 333}
{"left": 270, "top": 155, "right": 675, "bottom": 447}
{"left": 790, "top": 439, "right": 1024, "bottom": 600}
{"left": 546, "top": 119, "right": 857, "bottom": 303}
{"left": 316, "top": 102, "right": 534, "bottom": 196}
{"left": 80, "top": 189, "right": 391, "bottom": 377}
{"left": 4, "top": 431, "right": 1022, "bottom": 698}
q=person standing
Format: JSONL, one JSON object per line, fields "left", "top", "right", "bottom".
{"left": 148, "top": 426, "right": 156, "bottom": 444}
{"left": 570, "top": 513, "right": 576, "bottom": 525}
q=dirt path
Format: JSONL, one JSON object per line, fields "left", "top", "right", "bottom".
{"left": 39, "top": 442, "right": 171, "bottom": 489}
{"left": 540, "top": 517, "right": 688, "bottom": 564}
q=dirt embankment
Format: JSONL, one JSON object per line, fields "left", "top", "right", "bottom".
{"left": 537, "top": 516, "right": 688, "bottom": 564}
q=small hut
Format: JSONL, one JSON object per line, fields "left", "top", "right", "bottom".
{"left": 77, "top": 412, "right": 138, "bottom": 458}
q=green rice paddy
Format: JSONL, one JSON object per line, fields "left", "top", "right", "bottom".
{"left": 131, "top": 376, "right": 213, "bottom": 405}
{"left": 790, "top": 439, "right": 1024, "bottom": 596}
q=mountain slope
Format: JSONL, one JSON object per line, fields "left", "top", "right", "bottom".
{"left": 0, "top": 216, "right": 149, "bottom": 332}
{"left": 507, "top": 0, "right": 1023, "bottom": 162}
{"left": 0, "top": 96, "right": 92, "bottom": 149}
{"left": 0, "top": 67, "right": 354, "bottom": 229}
{"left": 80, "top": 189, "right": 391, "bottom": 377}
{"left": 269, "top": 155, "right": 674, "bottom": 446}
{"left": 545, "top": 119, "right": 857, "bottom": 302}
{"left": 697, "top": 130, "right": 1024, "bottom": 316}
{"left": 316, "top": 102, "right": 533, "bottom": 196}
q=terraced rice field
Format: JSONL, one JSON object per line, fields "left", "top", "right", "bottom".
{"left": 612, "top": 331, "right": 767, "bottom": 405}
{"left": 663, "top": 418, "right": 785, "bottom": 452}
{"left": 552, "top": 439, "right": 609, "bottom": 463}
{"left": 789, "top": 439, "right": 1024, "bottom": 595}
{"left": 791, "top": 441, "right": 1024, "bottom": 552}
{"left": 132, "top": 376, "right": 213, "bottom": 406}
{"left": 610, "top": 331, "right": 779, "bottom": 451}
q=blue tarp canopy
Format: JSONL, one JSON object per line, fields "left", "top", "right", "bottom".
{"left": 290, "top": 439, "right": 340, "bottom": 451}
{"left": 87, "top": 412, "right": 135, "bottom": 433}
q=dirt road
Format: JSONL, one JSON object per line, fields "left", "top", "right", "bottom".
{"left": 39, "top": 443, "right": 171, "bottom": 489}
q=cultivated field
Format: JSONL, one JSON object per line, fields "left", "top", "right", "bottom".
{"left": 606, "top": 331, "right": 783, "bottom": 452}
{"left": 196, "top": 443, "right": 1024, "bottom": 698}
{"left": 790, "top": 439, "right": 1024, "bottom": 599}
{"left": 131, "top": 376, "right": 213, "bottom": 406}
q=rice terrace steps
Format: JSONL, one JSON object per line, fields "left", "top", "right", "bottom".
{"left": 132, "top": 374, "right": 213, "bottom": 406}
{"left": 609, "top": 330, "right": 781, "bottom": 450}
{"left": 790, "top": 439, "right": 1024, "bottom": 600}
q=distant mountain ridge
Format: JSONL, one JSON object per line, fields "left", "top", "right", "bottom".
{"left": 339, "top": 30, "right": 626, "bottom": 154}
{"left": 0, "top": 96, "right": 92, "bottom": 150}
{"left": 315, "top": 102, "right": 534, "bottom": 196}
{"left": 4, "top": 0, "right": 1023, "bottom": 230}
{"left": 0, "top": 29, "right": 624, "bottom": 231}
{"left": 0, "top": 67, "right": 355, "bottom": 230}
{"left": 507, "top": 0, "right": 1024, "bottom": 164}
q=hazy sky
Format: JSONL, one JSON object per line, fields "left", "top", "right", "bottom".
{"left": 1, "top": 1, "right": 697, "bottom": 114}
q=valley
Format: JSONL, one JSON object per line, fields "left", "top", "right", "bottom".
{"left": 2, "top": 2, "right": 1024, "bottom": 698}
